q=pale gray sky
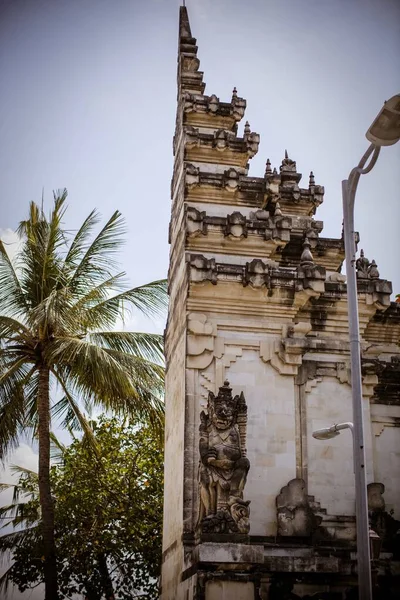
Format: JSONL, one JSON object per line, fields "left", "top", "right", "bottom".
{"left": 0, "top": 0, "right": 399, "bottom": 597}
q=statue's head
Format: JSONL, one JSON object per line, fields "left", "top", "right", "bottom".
{"left": 208, "top": 381, "right": 245, "bottom": 430}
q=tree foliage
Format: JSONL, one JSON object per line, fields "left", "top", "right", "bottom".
{"left": 0, "top": 191, "right": 167, "bottom": 598}
{"left": 0, "top": 417, "right": 164, "bottom": 599}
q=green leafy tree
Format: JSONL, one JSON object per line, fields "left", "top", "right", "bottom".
{"left": 0, "top": 192, "right": 167, "bottom": 599}
{"left": 0, "top": 417, "right": 163, "bottom": 599}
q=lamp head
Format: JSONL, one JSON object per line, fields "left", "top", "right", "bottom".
{"left": 312, "top": 428, "right": 340, "bottom": 440}
{"left": 366, "top": 94, "right": 400, "bottom": 147}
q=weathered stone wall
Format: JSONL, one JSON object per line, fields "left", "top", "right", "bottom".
{"left": 161, "top": 6, "right": 400, "bottom": 599}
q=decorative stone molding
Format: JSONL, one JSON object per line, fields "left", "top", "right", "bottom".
{"left": 222, "top": 346, "right": 243, "bottom": 368}
{"left": 243, "top": 259, "right": 271, "bottom": 289}
{"left": 185, "top": 163, "right": 200, "bottom": 188}
{"left": 185, "top": 125, "right": 200, "bottom": 147}
{"left": 198, "top": 381, "right": 250, "bottom": 534}
{"left": 182, "top": 90, "right": 246, "bottom": 124}
{"left": 223, "top": 168, "right": 240, "bottom": 191}
{"left": 230, "top": 90, "right": 246, "bottom": 121}
{"left": 200, "top": 370, "right": 215, "bottom": 401}
{"left": 187, "top": 313, "right": 216, "bottom": 369}
{"left": 367, "top": 482, "right": 400, "bottom": 553}
{"left": 371, "top": 415, "right": 400, "bottom": 437}
{"left": 225, "top": 211, "right": 247, "bottom": 238}
{"left": 186, "top": 206, "right": 206, "bottom": 237}
{"left": 296, "top": 238, "right": 326, "bottom": 294}
{"left": 207, "top": 94, "right": 219, "bottom": 114}
{"left": 304, "top": 377, "right": 323, "bottom": 393}
{"left": 260, "top": 339, "right": 301, "bottom": 376}
{"left": 213, "top": 128, "right": 236, "bottom": 150}
{"left": 188, "top": 254, "right": 217, "bottom": 285}
{"left": 276, "top": 478, "right": 322, "bottom": 537}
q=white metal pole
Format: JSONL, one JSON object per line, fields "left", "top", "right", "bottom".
{"left": 342, "top": 179, "right": 373, "bottom": 600}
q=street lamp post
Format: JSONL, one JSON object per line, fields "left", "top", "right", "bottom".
{"left": 341, "top": 93, "right": 400, "bottom": 600}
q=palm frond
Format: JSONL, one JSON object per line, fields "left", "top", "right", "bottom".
{"left": 0, "top": 562, "right": 14, "bottom": 596}
{"left": 89, "top": 331, "right": 164, "bottom": 364}
{"left": 9, "top": 464, "right": 38, "bottom": 479}
{"left": 26, "top": 286, "right": 74, "bottom": 337}
{"left": 66, "top": 272, "right": 127, "bottom": 331}
{"left": 63, "top": 208, "right": 101, "bottom": 270}
{"left": 51, "top": 368, "right": 100, "bottom": 457}
{"left": 0, "top": 364, "right": 37, "bottom": 461}
{"left": 0, "top": 526, "right": 39, "bottom": 551}
{"left": 0, "top": 316, "right": 30, "bottom": 340}
{"left": 0, "top": 240, "right": 28, "bottom": 318}
{"left": 85, "top": 279, "right": 168, "bottom": 328}
{"left": 68, "top": 210, "right": 126, "bottom": 295}
{"left": 16, "top": 192, "right": 68, "bottom": 308}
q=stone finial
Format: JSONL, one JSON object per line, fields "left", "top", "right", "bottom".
{"left": 265, "top": 158, "right": 272, "bottom": 176}
{"left": 300, "top": 237, "right": 314, "bottom": 266}
{"left": 280, "top": 150, "right": 297, "bottom": 173}
{"left": 356, "top": 249, "right": 370, "bottom": 279}
{"left": 272, "top": 167, "right": 278, "bottom": 176}
{"left": 274, "top": 202, "right": 282, "bottom": 217}
{"left": 244, "top": 121, "right": 251, "bottom": 136}
{"left": 309, "top": 171, "right": 315, "bottom": 187}
{"left": 232, "top": 87, "right": 237, "bottom": 99}
{"left": 368, "top": 259, "right": 380, "bottom": 279}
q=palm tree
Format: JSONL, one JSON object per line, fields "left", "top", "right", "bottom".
{"left": 0, "top": 191, "right": 167, "bottom": 599}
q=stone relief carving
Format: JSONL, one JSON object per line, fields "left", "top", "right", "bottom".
{"left": 368, "top": 482, "right": 400, "bottom": 555}
{"left": 223, "top": 167, "right": 240, "bottom": 191}
{"left": 243, "top": 258, "right": 271, "bottom": 289}
{"left": 225, "top": 211, "right": 247, "bottom": 238}
{"left": 197, "top": 381, "right": 250, "bottom": 534}
{"left": 276, "top": 478, "right": 322, "bottom": 537}
{"left": 230, "top": 87, "right": 246, "bottom": 121}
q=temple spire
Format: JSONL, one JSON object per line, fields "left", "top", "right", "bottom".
{"left": 179, "top": 5, "right": 192, "bottom": 39}
{"left": 178, "top": 6, "right": 205, "bottom": 95}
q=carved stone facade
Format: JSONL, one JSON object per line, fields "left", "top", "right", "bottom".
{"left": 161, "top": 7, "right": 400, "bottom": 600}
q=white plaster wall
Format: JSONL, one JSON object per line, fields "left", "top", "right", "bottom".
{"left": 373, "top": 425, "right": 400, "bottom": 519}
{"left": 307, "top": 376, "right": 373, "bottom": 516}
{"left": 227, "top": 349, "right": 297, "bottom": 535}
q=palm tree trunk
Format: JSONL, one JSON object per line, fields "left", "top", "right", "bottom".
{"left": 98, "top": 553, "right": 115, "bottom": 600}
{"left": 38, "top": 366, "right": 59, "bottom": 599}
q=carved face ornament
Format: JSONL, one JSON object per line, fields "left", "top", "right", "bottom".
{"left": 211, "top": 400, "right": 235, "bottom": 430}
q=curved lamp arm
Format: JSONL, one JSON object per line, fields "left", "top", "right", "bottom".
{"left": 347, "top": 143, "right": 381, "bottom": 209}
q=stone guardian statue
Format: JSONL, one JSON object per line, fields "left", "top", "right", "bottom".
{"left": 197, "top": 380, "right": 250, "bottom": 534}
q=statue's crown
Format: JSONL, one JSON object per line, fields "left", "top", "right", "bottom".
{"left": 214, "top": 380, "right": 237, "bottom": 408}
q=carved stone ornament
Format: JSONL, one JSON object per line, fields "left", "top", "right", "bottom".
{"left": 189, "top": 254, "right": 217, "bottom": 284}
{"left": 197, "top": 381, "right": 250, "bottom": 534}
{"left": 243, "top": 258, "right": 271, "bottom": 289}
{"left": 230, "top": 90, "right": 246, "bottom": 122}
{"left": 356, "top": 249, "right": 369, "bottom": 279}
{"left": 225, "top": 211, "right": 247, "bottom": 238}
{"left": 185, "top": 163, "right": 200, "bottom": 188}
{"left": 276, "top": 478, "right": 322, "bottom": 537}
{"left": 207, "top": 93, "right": 219, "bottom": 114}
{"left": 213, "top": 128, "right": 235, "bottom": 151}
{"left": 223, "top": 167, "right": 240, "bottom": 191}
{"left": 280, "top": 150, "right": 297, "bottom": 173}
{"left": 368, "top": 482, "right": 400, "bottom": 554}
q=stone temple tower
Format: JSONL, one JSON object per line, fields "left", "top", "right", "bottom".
{"left": 161, "top": 7, "right": 400, "bottom": 599}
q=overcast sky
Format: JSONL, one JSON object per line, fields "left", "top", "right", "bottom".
{"left": 0, "top": 0, "right": 399, "bottom": 597}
